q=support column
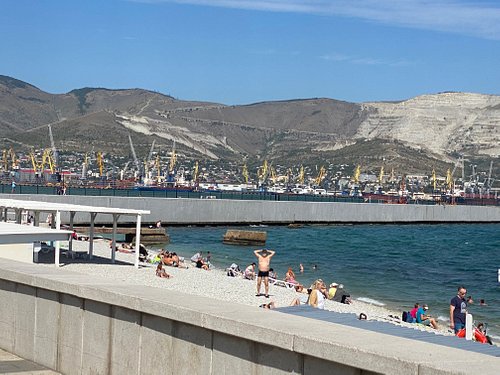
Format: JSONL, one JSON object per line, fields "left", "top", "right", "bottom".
{"left": 69, "top": 211, "right": 76, "bottom": 255}
{"left": 15, "top": 209, "right": 22, "bottom": 224}
{"left": 111, "top": 214, "right": 120, "bottom": 263}
{"left": 55, "top": 211, "right": 61, "bottom": 267}
{"left": 89, "top": 212, "right": 97, "bottom": 259}
{"left": 50, "top": 212, "right": 56, "bottom": 229}
{"left": 465, "top": 314, "right": 473, "bottom": 340}
{"left": 134, "top": 214, "right": 142, "bottom": 269}
{"left": 34, "top": 211, "right": 40, "bottom": 226}
{"left": 3, "top": 208, "right": 7, "bottom": 222}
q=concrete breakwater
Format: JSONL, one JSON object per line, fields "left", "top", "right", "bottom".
{"left": 2, "top": 194, "right": 500, "bottom": 225}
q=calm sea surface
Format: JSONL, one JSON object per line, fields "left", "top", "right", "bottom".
{"left": 160, "top": 224, "right": 500, "bottom": 338}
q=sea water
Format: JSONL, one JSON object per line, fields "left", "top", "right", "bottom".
{"left": 160, "top": 224, "right": 500, "bottom": 339}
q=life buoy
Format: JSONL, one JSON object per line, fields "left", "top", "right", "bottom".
{"left": 456, "top": 328, "right": 488, "bottom": 344}
{"left": 474, "top": 328, "right": 488, "bottom": 344}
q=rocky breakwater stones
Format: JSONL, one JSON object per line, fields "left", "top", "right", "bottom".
{"left": 222, "top": 230, "right": 267, "bottom": 246}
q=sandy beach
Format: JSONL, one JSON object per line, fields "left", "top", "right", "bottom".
{"left": 41, "top": 239, "right": 454, "bottom": 337}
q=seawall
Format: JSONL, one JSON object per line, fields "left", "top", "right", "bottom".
{"left": 2, "top": 194, "right": 500, "bottom": 225}
{"left": 1, "top": 258, "right": 499, "bottom": 375}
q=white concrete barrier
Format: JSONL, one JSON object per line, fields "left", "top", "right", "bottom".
{"left": 1, "top": 258, "right": 499, "bottom": 375}
{"left": 4, "top": 194, "right": 500, "bottom": 225}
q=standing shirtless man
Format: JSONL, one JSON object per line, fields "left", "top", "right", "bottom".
{"left": 254, "top": 249, "right": 276, "bottom": 298}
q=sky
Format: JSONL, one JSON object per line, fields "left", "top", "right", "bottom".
{"left": 1, "top": 0, "right": 500, "bottom": 105}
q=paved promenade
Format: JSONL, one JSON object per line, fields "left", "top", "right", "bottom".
{"left": 0, "top": 348, "right": 59, "bottom": 374}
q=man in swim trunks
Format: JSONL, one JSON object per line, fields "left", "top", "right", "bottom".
{"left": 254, "top": 249, "right": 276, "bottom": 298}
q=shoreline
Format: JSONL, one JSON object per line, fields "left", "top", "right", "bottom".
{"left": 40, "top": 240, "right": 455, "bottom": 338}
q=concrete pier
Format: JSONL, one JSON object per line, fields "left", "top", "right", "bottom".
{"left": 2, "top": 194, "right": 500, "bottom": 225}
{"left": 1, "top": 259, "right": 499, "bottom": 375}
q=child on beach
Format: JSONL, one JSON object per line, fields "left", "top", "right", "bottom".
{"left": 156, "top": 264, "right": 172, "bottom": 279}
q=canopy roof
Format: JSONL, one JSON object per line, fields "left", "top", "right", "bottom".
{"left": 0, "top": 198, "right": 149, "bottom": 268}
{"left": 0, "top": 222, "right": 72, "bottom": 244}
{"left": 0, "top": 198, "right": 150, "bottom": 216}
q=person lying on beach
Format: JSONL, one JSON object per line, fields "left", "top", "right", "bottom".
{"left": 162, "top": 252, "right": 174, "bottom": 266}
{"left": 259, "top": 301, "right": 276, "bottom": 309}
{"left": 416, "top": 304, "right": 438, "bottom": 329}
{"left": 156, "top": 264, "right": 172, "bottom": 279}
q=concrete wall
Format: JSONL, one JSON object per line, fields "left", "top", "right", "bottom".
{"left": 0, "top": 258, "right": 499, "bottom": 375}
{"left": 3, "top": 194, "right": 500, "bottom": 225}
{"left": 0, "top": 243, "right": 32, "bottom": 263}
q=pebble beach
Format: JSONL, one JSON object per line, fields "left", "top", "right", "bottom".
{"left": 39, "top": 239, "right": 454, "bottom": 338}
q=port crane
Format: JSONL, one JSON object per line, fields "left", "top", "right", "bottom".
{"left": 486, "top": 161, "right": 494, "bottom": 191}
{"left": 269, "top": 165, "right": 277, "bottom": 184}
{"left": 3, "top": 148, "right": 19, "bottom": 172}
{"left": 298, "top": 165, "right": 305, "bottom": 185}
{"left": 451, "top": 156, "right": 465, "bottom": 182}
{"left": 257, "top": 160, "right": 268, "bottom": 185}
{"left": 446, "top": 168, "right": 453, "bottom": 191}
{"left": 29, "top": 149, "right": 55, "bottom": 177}
{"left": 352, "top": 165, "right": 361, "bottom": 184}
{"left": 144, "top": 140, "right": 156, "bottom": 178}
{"left": 168, "top": 141, "right": 177, "bottom": 174}
{"left": 96, "top": 152, "right": 104, "bottom": 177}
{"left": 242, "top": 163, "right": 249, "bottom": 184}
{"left": 81, "top": 153, "right": 89, "bottom": 179}
{"left": 378, "top": 166, "right": 384, "bottom": 184}
{"left": 128, "top": 134, "right": 141, "bottom": 177}
{"left": 314, "top": 166, "right": 326, "bottom": 186}
{"left": 1, "top": 149, "right": 9, "bottom": 172}
{"left": 431, "top": 169, "right": 437, "bottom": 191}
{"left": 192, "top": 161, "right": 199, "bottom": 185}
{"left": 48, "top": 125, "right": 59, "bottom": 171}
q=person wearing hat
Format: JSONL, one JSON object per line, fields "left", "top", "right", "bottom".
{"left": 416, "top": 304, "right": 438, "bottom": 329}
{"left": 328, "top": 282, "right": 338, "bottom": 300}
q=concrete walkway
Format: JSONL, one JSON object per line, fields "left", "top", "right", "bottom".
{"left": 0, "top": 348, "right": 59, "bottom": 374}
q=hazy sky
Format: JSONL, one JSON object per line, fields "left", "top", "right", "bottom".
{"left": 1, "top": 0, "right": 500, "bottom": 105}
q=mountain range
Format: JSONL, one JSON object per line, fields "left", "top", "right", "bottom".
{"left": 0, "top": 75, "right": 498, "bottom": 179}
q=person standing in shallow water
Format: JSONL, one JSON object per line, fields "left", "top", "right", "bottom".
{"left": 450, "top": 286, "right": 468, "bottom": 333}
{"left": 254, "top": 249, "right": 275, "bottom": 298}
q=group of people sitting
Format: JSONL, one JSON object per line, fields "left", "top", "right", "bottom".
{"left": 403, "top": 303, "right": 438, "bottom": 329}
{"left": 158, "top": 250, "right": 187, "bottom": 268}
{"left": 153, "top": 249, "right": 189, "bottom": 279}
{"left": 154, "top": 249, "right": 213, "bottom": 279}
{"left": 289, "top": 279, "right": 351, "bottom": 308}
